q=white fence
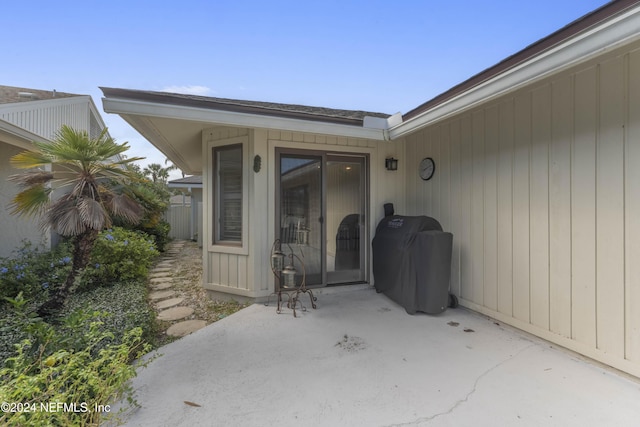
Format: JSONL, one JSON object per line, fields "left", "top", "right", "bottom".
{"left": 164, "top": 203, "right": 202, "bottom": 245}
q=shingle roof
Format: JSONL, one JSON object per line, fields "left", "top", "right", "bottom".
{"left": 100, "top": 87, "right": 390, "bottom": 127}
{"left": 168, "top": 175, "right": 202, "bottom": 186}
{"left": 0, "top": 85, "right": 82, "bottom": 104}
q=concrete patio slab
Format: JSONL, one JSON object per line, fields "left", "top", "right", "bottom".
{"left": 120, "top": 287, "right": 640, "bottom": 427}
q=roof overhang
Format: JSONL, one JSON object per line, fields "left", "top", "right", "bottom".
{"left": 102, "top": 96, "right": 389, "bottom": 175}
{"left": 0, "top": 118, "right": 49, "bottom": 150}
{"left": 389, "top": 0, "right": 640, "bottom": 139}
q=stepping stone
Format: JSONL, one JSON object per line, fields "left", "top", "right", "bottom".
{"left": 151, "top": 267, "right": 172, "bottom": 273}
{"left": 156, "top": 297, "right": 184, "bottom": 309}
{"left": 149, "top": 272, "right": 172, "bottom": 279}
{"left": 152, "top": 282, "right": 173, "bottom": 290}
{"left": 149, "top": 290, "right": 176, "bottom": 300}
{"left": 157, "top": 306, "right": 194, "bottom": 321}
{"left": 150, "top": 277, "right": 173, "bottom": 285}
{"left": 156, "top": 261, "right": 174, "bottom": 266}
{"left": 166, "top": 320, "right": 207, "bottom": 337}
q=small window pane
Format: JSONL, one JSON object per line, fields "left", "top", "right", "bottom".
{"left": 214, "top": 145, "right": 242, "bottom": 243}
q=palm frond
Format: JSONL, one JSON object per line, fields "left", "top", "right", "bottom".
{"left": 10, "top": 150, "right": 52, "bottom": 169}
{"left": 8, "top": 170, "right": 54, "bottom": 187}
{"left": 107, "top": 193, "right": 144, "bottom": 224}
{"left": 47, "top": 197, "right": 86, "bottom": 236}
{"left": 10, "top": 185, "right": 51, "bottom": 217}
{"left": 78, "top": 196, "right": 110, "bottom": 230}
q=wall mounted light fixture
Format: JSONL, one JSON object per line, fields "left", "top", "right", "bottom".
{"left": 385, "top": 157, "right": 398, "bottom": 171}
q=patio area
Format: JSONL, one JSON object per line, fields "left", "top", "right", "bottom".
{"left": 120, "top": 286, "right": 640, "bottom": 426}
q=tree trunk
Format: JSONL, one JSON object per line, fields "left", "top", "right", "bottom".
{"left": 37, "top": 229, "right": 99, "bottom": 317}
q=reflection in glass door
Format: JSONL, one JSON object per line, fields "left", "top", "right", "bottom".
{"left": 277, "top": 151, "right": 367, "bottom": 288}
{"left": 326, "top": 156, "right": 365, "bottom": 284}
{"left": 278, "top": 154, "right": 323, "bottom": 286}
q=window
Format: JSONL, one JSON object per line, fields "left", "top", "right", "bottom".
{"left": 213, "top": 144, "right": 243, "bottom": 244}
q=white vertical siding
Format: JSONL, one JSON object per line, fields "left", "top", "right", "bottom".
{"left": 626, "top": 49, "right": 640, "bottom": 364}
{"left": 572, "top": 66, "right": 598, "bottom": 348}
{"left": 597, "top": 56, "right": 626, "bottom": 358}
{"left": 404, "top": 42, "right": 640, "bottom": 377}
{"left": 0, "top": 97, "right": 94, "bottom": 140}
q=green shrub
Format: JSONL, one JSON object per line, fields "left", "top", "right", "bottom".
{"left": 0, "top": 323, "right": 150, "bottom": 427}
{"left": 136, "top": 219, "right": 171, "bottom": 252}
{"left": 63, "top": 281, "right": 157, "bottom": 352}
{"left": 79, "top": 227, "right": 158, "bottom": 289}
{"left": 0, "top": 242, "right": 72, "bottom": 303}
{"left": 0, "top": 295, "right": 42, "bottom": 363}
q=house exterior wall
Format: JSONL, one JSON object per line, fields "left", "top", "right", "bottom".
{"left": 0, "top": 96, "right": 103, "bottom": 140}
{"left": 201, "top": 126, "right": 404, "bottom": 301}
{"left": 404, "top": 41, "right": 640, "bottom": 376}
{"left": 0, "top": 142, "right": 47, "bottom": 258}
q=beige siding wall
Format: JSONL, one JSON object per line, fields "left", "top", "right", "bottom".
{"left": 404, "top": 42, "right": 640, "bottom": 376}
{"left": 201, "top": 125, "right": 404, "bottom": 299}
{"left": 0, "top": 143, "right": 48, "bottom": 258}
{"left": 202, "top": 127, "right": 253, "bottom": 297}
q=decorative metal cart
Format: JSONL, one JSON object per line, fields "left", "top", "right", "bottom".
{"left": 266, "top": 239, "right": 317, "bottom": 317}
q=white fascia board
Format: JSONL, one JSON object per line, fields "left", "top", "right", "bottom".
{"left": 102, "top": 98, "right": 386, "bottom": 141}
{"left": 167, "top": 182, "right": 203, "bottom": 189}
{"left": 389, "top": 5, "right": 640, "bottom": 139}
{"left": 0, "top": 119, "right": 49, "bottom": 150}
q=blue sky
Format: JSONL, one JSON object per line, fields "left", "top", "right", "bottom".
{"left": 1, "top": 0, "right": 609, "bottom": 177}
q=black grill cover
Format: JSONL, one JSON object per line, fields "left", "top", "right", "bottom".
{"left": 372, "top": 215, "right": 453, "bottom": 314}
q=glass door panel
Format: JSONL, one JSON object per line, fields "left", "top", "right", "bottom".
{"left": 278, "top": 154, "right": 323, "bottom": 287}
{"left": 326, "top": 156, "right": 366, "bottom": 284}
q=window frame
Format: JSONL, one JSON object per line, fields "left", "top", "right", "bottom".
{"left": 209, "top": 137, "right": 249, "bottom": 255}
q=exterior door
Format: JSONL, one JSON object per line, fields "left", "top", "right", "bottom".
{"left": 276, "top": 150, "right": 367, "bottom": 287}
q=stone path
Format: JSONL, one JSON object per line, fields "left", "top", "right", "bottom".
{"left": 148, "top": 240, "right": 207, "bottom": 337}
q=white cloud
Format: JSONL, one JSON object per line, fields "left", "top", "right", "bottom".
{"left": 160, "top": 85, "right": 214, "bottom": 96}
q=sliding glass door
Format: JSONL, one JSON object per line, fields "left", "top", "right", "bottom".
{"left": 277, "top": 150, "right": 367, "bottom": 287}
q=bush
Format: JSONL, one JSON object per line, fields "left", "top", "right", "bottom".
{"left": 136, "top": 219, "right": 171, "bottom": 252}
{"left": 63, "top": 281, "right": 157, "bottom": 353}
{"left": 79, "top": 227, "right": 158, "bottom": 290}
{"left": 0, "top": 242, "right": 71, "bottom": 303}
{"left": 0, "top": 322, "right": 150, "bottom": 427}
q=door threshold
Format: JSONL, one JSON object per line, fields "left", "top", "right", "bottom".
{"left": 311, "top": 283, "right": 371, "bottom": 296}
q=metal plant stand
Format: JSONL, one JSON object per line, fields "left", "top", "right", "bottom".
{"left": 265, "top": 239, "right": 317, "bottom": 317}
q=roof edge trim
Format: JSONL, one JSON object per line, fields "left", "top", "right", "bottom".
{"left": 102, "top": 97, "right": 387, "bottom": 141}
{"left": 389, "top": 2, "right": 640, "bottom": 139}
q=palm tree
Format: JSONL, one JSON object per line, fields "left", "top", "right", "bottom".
{"left": 165, "top": 157, "right": 184, "bottom": 178}
{"left": 9, "top": 125, "right": 145, "bottom": 315}
{"left": 143, "top": 163, "right": 171, "bottom": 184}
